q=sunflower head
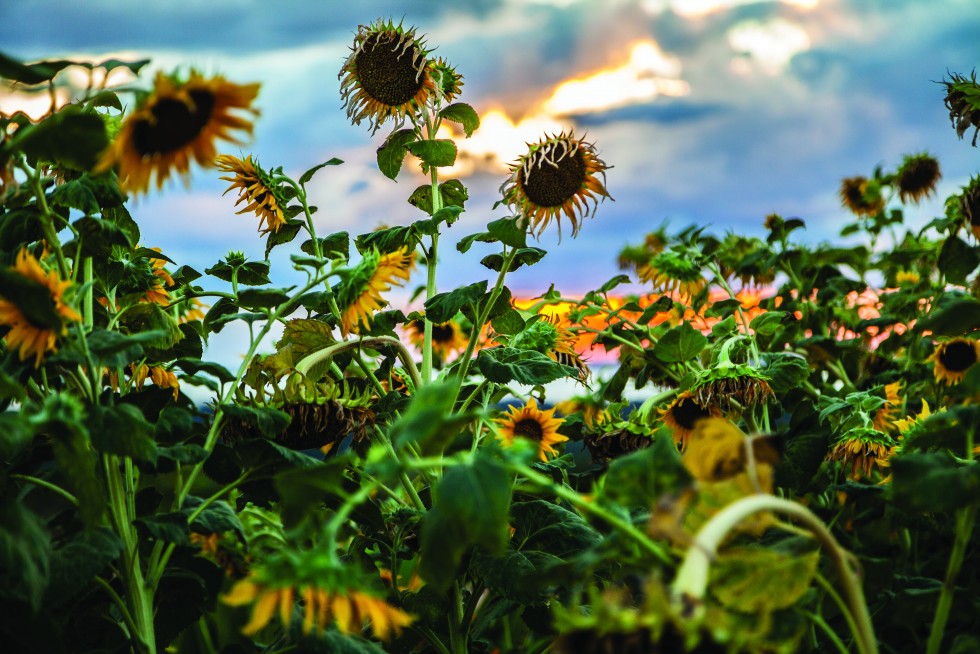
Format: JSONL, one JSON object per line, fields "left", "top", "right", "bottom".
{"left": 930, "top": 337, "right": 980, "bottom": 385}
{"left": 339, "top": 19, "right": 434, "bottom": 134}
{"left": 894, "top": 269, "right": 921, "bottom": 286}
{"left": 895, "top": 153, "right": 941, "bottom": 204}
{"left": 958, "top": 176, "right": 980, "bottom": 239}
{"left": 216, "top": 154, "right": 288, "bottom": 234}
{"left": 638, "top": 249, "right": 706, "bottom": 300}
{"left": 335, "top": 247, "right": 415, "bottom": 336}
{"left": 716, "top": 234, "right": 775, "bottom": 288}
{"left": 943, "top": 71, "right": 980, "bottom": 146}
{"left": 405, "top": 317, "right": 468, "bottom": 362}
{"left": 0, "top": 249, "right": 81, "bottom": 366}
{"left": 429, "top": 56, "right": 464, "bottom": 104}
{"left": 872, "top": 381, "right": 902, "bottom": 432}
{"left": 692, "top": 363, "right": 774, "bottom": 411}
{"left": 496, "top": 397, "right": 568, "bottom": 462}
{"left": 659, "top": 391, "right": 723, "bottom": 450}
{"left": 96, "top": 70, "right": 259, "bottom": 194}
{"left": 500, "top": 130, "right": 611, "bottom": 239}
{"left": 839, "top": 176, "right": 884, "bottom": 216}
{"left": 828, "top": 427, "right": 893, "bottom": 480}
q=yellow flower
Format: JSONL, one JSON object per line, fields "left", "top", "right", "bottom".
{"left": 659, "top": 391, "right": 723, "bottom": 450}
{"left": 405, "top": 317, "right": 468, "bottom": 362}
{"left": 555, "top": 397, "right": 610, "bottom": 429}
{"left": 179, "top": 297, "right": 208, "bottom": 323}
{"left": 141, "top": 247, "right": 174, "bottom": 306}
{"left": 930, "top": 337, "right": 980, "bottom": 385}
{"left": 339, "top": 19, "right": 435, "bottom": 133}
{"left": 96, "top": 71, "right": 259, "bottom": 194}
{"left": 637, "top": 251, "right": 706, "bottom": 300}
{"left": 828, "top": 428, "right": 893, "bottom": 480}
{"left": 216, "top": 154, "right": 287, "bottom": 234}
{"left": 872, "top": 382, "right": 902, "bottom": 432}
{"left": 223, "top": 578, "right": 412, "bottom": 640}
{"left": 681, "top": 418, "right": 778, "bottom": 489}
{"left": 895, "top": 270, "right": 920, "bottom": 286}
{"left": 501, "top": 130, "right": 611, "bottom": 239}
{"left": 960, "top": 176, "right": 980, "bottom": 240}
{"left": 496, "top": 397, "right": 568, "bottom": 462}
{"left": 0, "top": 249, "right": 81, "bottom": 366}
{"left": 131, "top": 363, "right": 180, "bottom": 400}
{"left": 895, "top": 153, "right": 941, "bottom": 204}
{"left": 338, "top": 247, "right": 416, "bottom": 336}
{"left": 839, "top": 176, "right": 884, "bottom": 216}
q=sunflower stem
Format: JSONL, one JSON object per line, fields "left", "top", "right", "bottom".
{"left": 926, "top": 503, "right": 977, "bottom": 654}
{"left": 295, "top": 336, "right": 422, "bottom": 391}
{"left": 11, "top": 473, "right": 79, "bottom": 506}
{"left": 20, "top": 158, "right": 70, "bottom": 280}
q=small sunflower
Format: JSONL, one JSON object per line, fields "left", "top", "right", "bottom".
{"left": 509, "top": 314, "right": 590, "bottom": 381}
{"left": 895, "top": 153, "right": 941, "bottom": 204}
{"left": 839, "top": 176, "right": 884, "bottom": 216}
{"left": 97, "top": 71, "right": 259, "bottom": 194}
{"left": 216, "top": 154, "right": 288, "bottom": 234}
{"left": 339, "top": 19, "right": 435, "bottom": 133}
{"left": 828, "top": 427, "right": 893, "bottom": 480}
{"left": 405, "top": 317, "right": 468, "bottom": 362}
{"left": 429, "top": 56, "right": 464, "bottom": 104}
{"left": 500, "top": 130, "right": 611, "bottom": 239}
{"left": 496, "top": 397, "right": 568, "bottom": 462}
{"left": 930, "top": 337, "right": 980, "bottom": 385}
{"left": 224, "top": 577, "right": 412, "bottom": 640}
{"left": 959, "top": 176, "right": 980, "bottom": 239}
{"left": 659, "top": 391, "right": 723, "bottom": 450}
{"left": 0, "top": 249, "right": 81, "bottom": 367}
{"left": 894, "top": 270, "right": 921, "bottom": 286}
{"left": 872, "top": 381, "right": 902, "bottom": 432}
{"left": 638, "top": 250, "right": 706, "bottom": 299}
{"left": 336, "top": 247, "right": 415, "bottom": 336}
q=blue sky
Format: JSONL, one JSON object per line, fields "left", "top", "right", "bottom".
{"left": 2, "top": 0, "right": 979, "bottom": 373}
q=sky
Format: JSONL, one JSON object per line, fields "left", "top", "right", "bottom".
{"left": 2, "top": 0, "right": 979, "bottom": 378}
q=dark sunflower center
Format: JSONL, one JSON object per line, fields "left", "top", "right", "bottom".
{"left": 355, "top": 31, "right": 425, "bottom": 106}
{"left": 672, "top": 398, "right": 711, "bottom": 430}
{"left": 431, "top": 323, "right": 455, "bottom": 343}
{"left": 939, "top": 341, "right": 977, "bottom": 372}
{"left": 132, "top": 89, "right": 215, "bottom": 156}
{"left": 899, "top": 159, "right": 938, "bottom": 193}
{"left": 519, "top": 146, "right": 586, "bottom": 208}
{"left": 514, "top": 418, "right": 544, "bottom": 441}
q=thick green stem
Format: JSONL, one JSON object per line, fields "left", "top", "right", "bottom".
{"left": 926, "top": 504, "right": 977, "bottom": 654}
{"left": 11, "top": 473, "right": 79, "bottom": 506}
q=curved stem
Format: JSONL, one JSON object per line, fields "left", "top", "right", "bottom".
{"left": 11, "top": 473, "right": 79, "bottom": 506}
{"left": 295, "top": 336, "right": 422, "bottom": 390}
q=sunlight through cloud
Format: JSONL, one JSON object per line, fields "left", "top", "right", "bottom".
{"left": 727, "top": 18, "right": 811, "bottom": 73}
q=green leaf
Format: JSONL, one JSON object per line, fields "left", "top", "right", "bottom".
{"left": 597, "top": 274, "right": 632, "bottom": 293}
{"left": 763, "top": 352, "right": 810, "bottom": 393}
{"left": 491, "top": 308, "right": 526, "bottom": 335}
{"left": 439, "top": 103, "right": 480, "bottom": 137}
{"left": 891, "top": 452, "right": 980, "bottom": 513}
{"left": 237, "top": 287, "right": 293, "bottom": 309}
{"left": 158, "top": 443, "right": 208, "bottom": 464}
{"left": 135, "top": 513, "right": 191, "bottom": 546}
{"left": 510, "top": 500, "right": 601, "bottom": 557}
{"left": 653, "top": 322, "right": 708, "bottom": 363}
{"left": 44, "top": 527, "right": 122, "bottom": 607}
{"left": 408, "top": 180, "right": 469, "bottom": 214}
{"left": 388, "top": 379, "right": 470, "bottom": 455}
{"left": 68, "top": 215, "right": 133, "bottom": 256}
{"left": 102, "top": 205, "right": 140, "bottom": 245}
{"left": 638, "top": 296, "right": 673, "bottom": 324}
{"left": 274, "top": 457, "right": 352, "bottom": 528}
{"left": 938, "top": 235, "right": 980, "bottom": 285}
{"left": 598, "top": 436, "right": 692, "bottom": 509}
{"left": 117, "top": 302, "right": 183, "bottom": 349}
{"left": 710, "top": 546, "right": 820, "bottom": 613}
{"left": 376, "top": 128, "right": 416, "bottom": 180}
{"left": 407, "top": 139, "right": 457, "bottom": 168}
{"left": 205, "top": 259, "right": 271, "bottom": 286}
{"left": 425, "top": 280, "right": 487, "bottom": 323}
{"left": 299, "top": 157, "right": 343, "bottom": 186}
{"left": 481, "top": 247, "right": 547, "bottom": 272}
{"left": 0, "top": 206, "right": 45, "bottom": 249}
{"left": 477, "top": 347, "right": 577, "bottom": 385}
{"left": 203, "top": 297, "right": 239, "bottom": 334}
{"left": 487, "top": 217, "right": 528, "bottom": 248}
{"left": 173, "top": 359, "right": 235, "bottom": 384}
{"left": 86, "top": 328, "right": 160, "bottom": 370}
{"left": 0, "top": 500, "right": 51, "bottom": 610}
{"left": 355, "top": 224, "right": 416, "bottom": 254}
{"left": 89, "top": 404, "right": 158, "bottom": 463}
{"left": 915, "top": 293, "right": 980, "bottom": 336}
{"left": 421, "top": 454, "right": 512, "bottom": 589}
{"left": 15, "top": 108, "right": 108, "bottom": 170}
{"left": 265, "top": 220, "right": 303, "bottom": 258}
{"left": 276, "top": 318, "right": 336, "bottom": 358}
{"left": 302, "top": 231, "right": 350, "bottom": 260}
{"left": 220, "top": 404, "right": 291, "bottom": 439}
{"left": 49, "top": 175, "right": 100, "bottom": 214}
{"left": 749, "top": 311, "right": 789, "bottom": 336}
{"left": 183, "top": 497, "right": 244, "bottom": 539}
{"left": 0, "top": 52, "right": 74, "bottom": 84}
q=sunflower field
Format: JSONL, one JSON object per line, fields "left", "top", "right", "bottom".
{"left": 2, "top": 19, "right": 980, "bottom": 654}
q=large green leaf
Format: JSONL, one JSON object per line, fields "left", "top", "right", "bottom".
{"left": 88, "top": 404, "right": 158, "bottom": 463}
{"left": 653, "top": 322, "right": 708, "bottom": 363}
{"left": 407, "top": 139, "right": 457, "bottom": 168}
{"left": 44, "top": 527, "right": 122, "bottom": 607}
{"left": 710, "top": 545, "right": 820, "bottom": 613}
{"left": 510, "top": 500, "right": 601, "bottom": 557}
{"left": 0, "top": 500, "right": 51, "bottom": 610}
{"left": 477, "top": 347, "right": 577, "bottom": 385}
{"left": 376, "top": 128, "right": 416, "bottom": 180}
{"left": 13, "top": 108, "right": 108, "bottom": 170}
{"left": 891, "top": 452, "right": 980, "bottom": 513}
{"left": 425, "top": 280, "right": 487, "bottom": 323}
{"left": 299, "top": 157, "right": 343, "bottom": 186}
{"left": 439, "top": 102, "right": 480, "bottom": 137}
{"left": 598, "top": 436, "right": 692, "bottom": 509}
{"left": 938, "top": 235, "right": 980, "bottom": 285}
{"left": 388, "top": 379, "right": 470, "bottom": 455}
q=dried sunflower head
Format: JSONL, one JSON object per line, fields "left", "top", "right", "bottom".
{"left": 895, "top": 153, "right": 941, "bottom": 204}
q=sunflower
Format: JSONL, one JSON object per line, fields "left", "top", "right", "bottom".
{"left": 496, "top": 397, "right": 568, "bottom": 462}
{"left": 339, "top": 19, "right": 435, "bottom": 133}
{"left": 509, "top": 314, "right": 590, "bottom": 381}
{"left": 178, "top": 297, "right": 209, "bottom": 323}
{"left": 895, "top": 153, "right": 941, "bottom": 204}
{"left": 97, "top": 71, "right": 259, "bottom": 194}
{"left": 216, "top": 154, "right": 288, "bottom": 234}
{"left": 959, "top": 176, "right": 980, "bottom": 239}
{"left": 143, "top": 247, "right": 174, "bottom": 306}
{"left": 930, "top": 337, "right": 980, "bottom": 385}
{"left": 0, "top": 249, "right": 81, "bottom": 366}
{"left": 659, "top": 391, "right": 723, "bottom": 450}
{"left": 405, "top": 317, "right": 468, "bottom": 362}
{"left": 555, "top": 396, "right": 610, "bottom": 429}
{"left": 638, "top": 250, "right": 706, "bottom": 300}
{"left": 429, "top": 56, "right": 463, "bottom": 104}
{"left": 872, "top": 381, "right": 902, "bottom": 432}
{"left": 839, "top": 176, "right": 884, "bottom": 216}
{"left": 337, "top": 247, "right": 415, "bottom": 336}
{"left": 691, "top": 363, "right": 774, "bottom": 411}
{"left": 828, "top": 428, "right": 893, "bottom": 480}
{"left": 500, "top": 130, "right": 611, "bottom": 239}
{"left": 132, "top": 363, "right": 180, "bottom": 400}
{"left": 223, "top": 577, "right": 412, "bottom": 640}
{"left": 894, "top": 270, "right": 920, "bottom": 286}
{"left": 944, "top": 71, "right": 980, "bottom": 146}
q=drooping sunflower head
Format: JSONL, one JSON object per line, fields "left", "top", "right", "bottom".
{"left": 339, "top": 19, "right": 435, "bottom": 134}
{"left": 943, "top": 70, "right": 980, "bottom": 146}
{"left": 216, "top": 154, "right": 288, "bottom": 235}
{"left": 692, "top": 363, "right": 774, "bottom": 412}
{"left": 872, "top": 381, "right": 902, "bottom": 432}
{"left": 429, "top": 56, "right": 464, "bottom": 104}
{"left": 659, "top": 391, "right": 723, "bottom": 450}
{"left": 496, "top": 397, "right": 568, "bottom": 462}
{"left": 405, "top": 316, "right": 468, "bottom": 362}
{"left": 716, "top": 234, "right": 775, "bottom": 288}
{"left": 509, "top": 314, "right": 589, "bottom": 381}
{"left": 828, "top": 427, "right": 894, "bottom": 480}
{"left": 638, "top": 249, "right": 706, "bottom": 300}
{"left": 930, "top": 337, "right": 980, "bottom": 385}
{"left": 97, "top": 70, "right": 259, "bottom": 194}
{"left": 958, "top": 176, "right": 980, "bottom": 239}
{"left": 336, "top": 247, "right": 416, "bottom": 336}
{"left": 501, "top": 131, "right": 611, "bottom": 240}
{"left": 839, "top": 176, "right": 884, "bottom": 216}
{"left": 895, "top": 153, "right": 941, "bottom": 204}
{"left": 0, "top": 249, "right": 82, "bottom": 367}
